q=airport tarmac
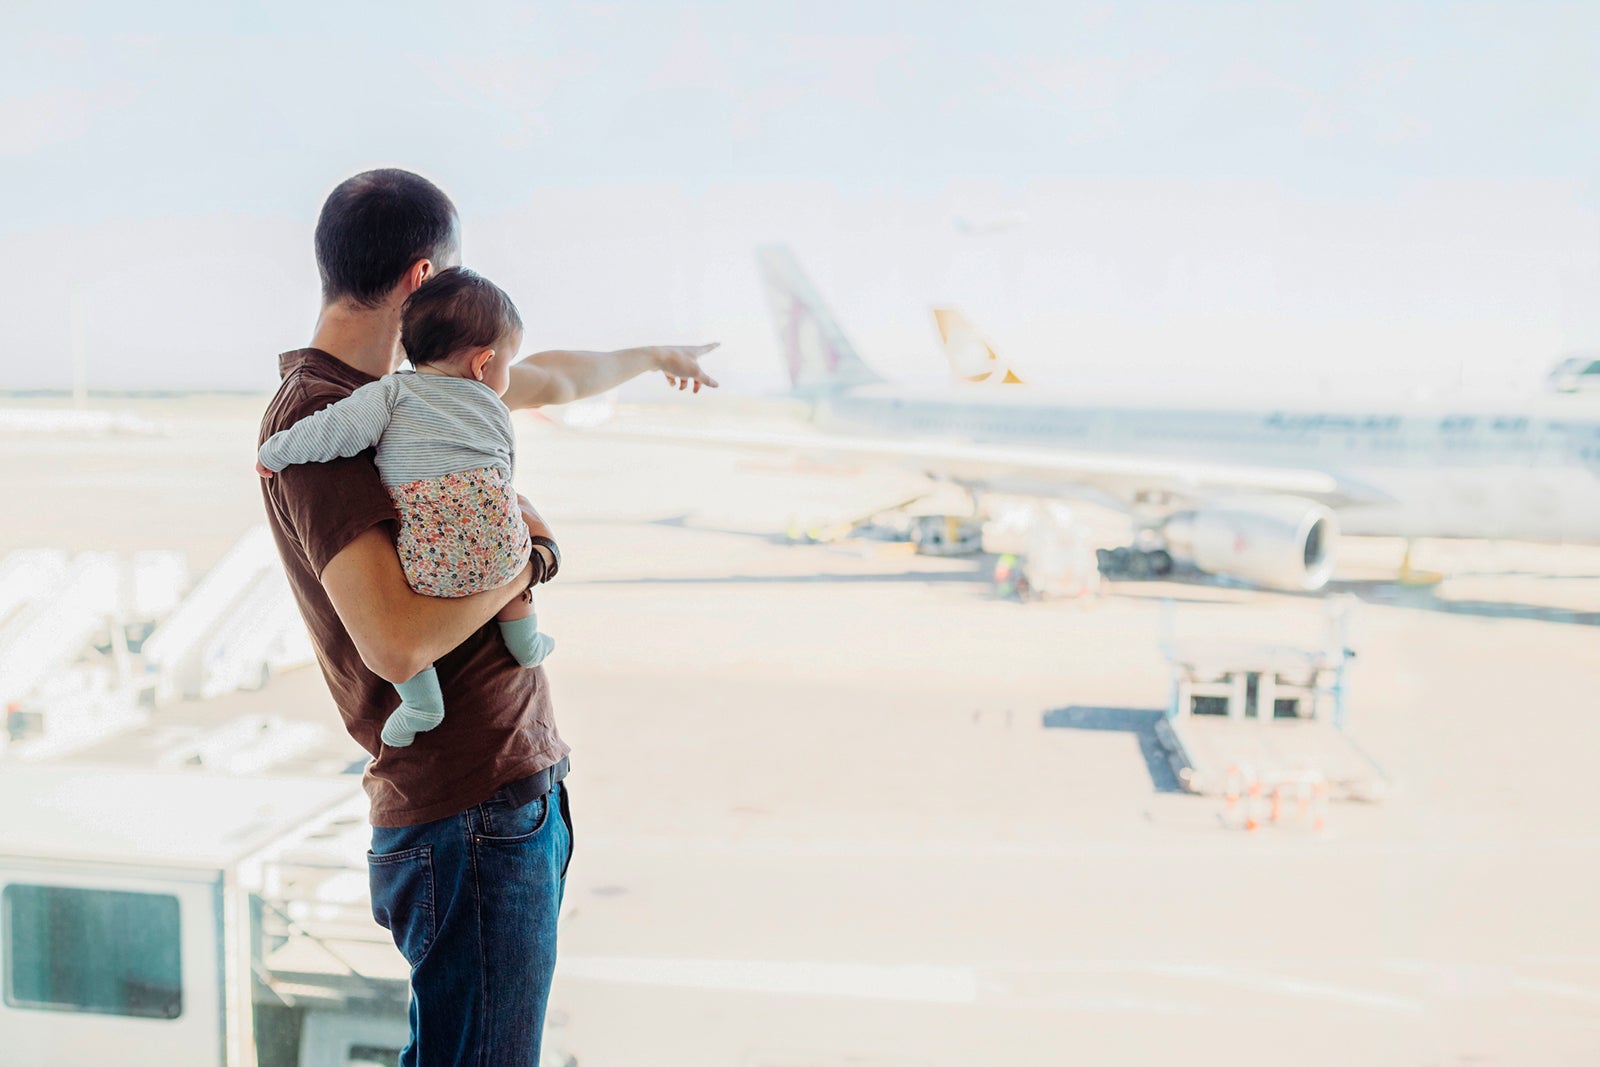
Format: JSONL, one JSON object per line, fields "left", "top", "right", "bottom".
{"left": 4, "top": 395, "right": 1600, "bottom": 1066}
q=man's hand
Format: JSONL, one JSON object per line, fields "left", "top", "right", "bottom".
{"left": 518, "top": 495, "right": 558, "bottom": 602}
{"left": 655, "top": 343, "right": 721, "bottom": 393}
{"left": 519, "top": 495, "right": 556, "bottom": 567}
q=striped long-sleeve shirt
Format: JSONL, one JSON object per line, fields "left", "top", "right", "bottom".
{"left": 258, "top": 370, "right": 516, "bottom": 487}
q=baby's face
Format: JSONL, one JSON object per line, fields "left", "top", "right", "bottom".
{"left": 482, "top": 329, "right": 522, "bottom": 396}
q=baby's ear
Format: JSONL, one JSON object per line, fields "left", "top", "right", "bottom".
{"left": 470, "top": 347, "right": 495, "bottom": 381}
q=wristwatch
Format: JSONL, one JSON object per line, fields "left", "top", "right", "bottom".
{"left": 528, "top": 535, "right": 560, "bottom": 586}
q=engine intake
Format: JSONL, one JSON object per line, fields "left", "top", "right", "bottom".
{"left": 1161, "top": 496, "right": 1338, "bottom": 591}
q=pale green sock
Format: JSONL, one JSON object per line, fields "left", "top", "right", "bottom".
{"left": 499, "top": 614, "right": 555, "bottom": 668}
{"left": 383, "top": 667, "right": 446, "bottom": 748}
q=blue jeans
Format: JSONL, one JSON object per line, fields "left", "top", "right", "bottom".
{"left": 368, "top": 779, "right": 573, "bottom": 1066}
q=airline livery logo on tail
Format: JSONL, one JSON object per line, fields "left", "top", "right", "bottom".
{"left": 755, "top": 245, "right": 882, "bottom": 393}
{"left": 933, "top": 308, "right": 1024, "bottom": 385}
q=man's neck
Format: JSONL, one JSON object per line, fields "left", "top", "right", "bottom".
{"left": 309, "top": 300, "right": 404, "bottom": 379}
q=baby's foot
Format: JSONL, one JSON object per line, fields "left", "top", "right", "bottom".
{"left": 382, "top": 703, "right": 445, "bottom": 748}
{"left": 384, "top": 665, "right": 446, "bottom": 748}
{"left": 498, "top": 615, "right": 556, "bottom": 669}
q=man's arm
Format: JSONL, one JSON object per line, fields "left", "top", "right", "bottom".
{"left": 320, "top": 496, "right": 558, "bottom": 681}
{"left": 321, "top": 528, "right": 535, "bottom": 684}
{"left": 503, "top": 344, "right": 719, "bottom": 410}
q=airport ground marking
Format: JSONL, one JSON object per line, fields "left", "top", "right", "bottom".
{"left": 555, "top": 955, "right": 1453, "bottom": 1016}
{"left": 1148, "top": 963, "right": 1425, "bottom": 1014}
{"left": 557, "top": 956, "right": 1214, "bottom": 1014}
{"left": 1509, "top": 976, "right": 1600, "bottom": 1005}
{"left": 556, "top": 956, "right": 979, "bottom": 1004}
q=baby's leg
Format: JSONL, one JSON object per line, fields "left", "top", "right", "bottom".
{"left": 382, "top": 667, "right": 447, "bottom": 748}
{"left": 494, "top": 595, "right": 533, "bottom": 622}
{"left": 496, "top": 596, "right": 555, "bottom": 669}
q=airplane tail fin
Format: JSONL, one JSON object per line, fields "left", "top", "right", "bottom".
{"left": 933, "top": 307, "right": 1024, "bottom": 385}
{"left": 756, "top": 245, "right": 883, "bottom": 393}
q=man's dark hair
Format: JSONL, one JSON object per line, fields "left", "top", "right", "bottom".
{"left": 315, "top": 169, "right": 459, "bottom": 307}
{"left": 401, "top": 267, "right": 524, "bottom": 366}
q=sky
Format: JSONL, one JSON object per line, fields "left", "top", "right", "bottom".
{"left": 1, "top": 0, "right": 1598, "bottom": 397}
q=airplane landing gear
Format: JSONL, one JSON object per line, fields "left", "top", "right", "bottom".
{"left": 1098, "top": 546, "right": 1175, "bottom": 579}
{"left": 910, "top": 515, "right": 985, "bottom": 556}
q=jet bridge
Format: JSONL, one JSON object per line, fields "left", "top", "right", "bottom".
{"left": 0, "top": 552, "right": 122, "bottom": 710}
{"left": 142, "top": 526, "right": 312, "bottom": 703}
{"left": 0, "top": 549, "right": 190, "bottom": 756}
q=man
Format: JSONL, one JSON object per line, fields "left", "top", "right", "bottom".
{"left": 258, "top": 168, "right": 717, "bottom": 1065}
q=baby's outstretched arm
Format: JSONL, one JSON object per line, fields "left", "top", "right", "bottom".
{"left": 503, "top": 344, "right": 719, "bottom": 409}
{"left": 258, "top": 377, "right": 400, "bottom": 476}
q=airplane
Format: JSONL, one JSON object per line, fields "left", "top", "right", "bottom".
{"left": 593, "top": 246, "right": 1600, "bottom": 593}
{"left": 1547, "top": 354, "right": 1600, "bottom": 394}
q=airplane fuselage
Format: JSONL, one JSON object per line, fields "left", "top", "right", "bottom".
{"left": 814, "top": 385, "right": 1600, "bottom": 542}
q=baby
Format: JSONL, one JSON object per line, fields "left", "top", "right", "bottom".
{"left": 258, "top": 267, "right": 555, "bottom": 747}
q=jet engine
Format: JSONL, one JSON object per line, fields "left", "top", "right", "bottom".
{"left": 1160, "top": 496, "right": 1338, "bottom": 592}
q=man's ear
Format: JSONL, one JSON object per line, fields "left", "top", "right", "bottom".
{"left": 469, "top": 348, "right": 494, "bottom": 382}
{"left": 402, "top": 258, "right": 433, "bottom": 295}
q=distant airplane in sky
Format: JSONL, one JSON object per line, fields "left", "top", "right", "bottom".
{"left": 1547, "top": 354, "right": 1600, "bottom": 394}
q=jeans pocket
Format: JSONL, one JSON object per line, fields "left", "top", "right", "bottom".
{"left": 367, "top": 844, "right": 436, "bottom": 966}
{"left": 476, "top": 790, "right": 550, "bottom": 844}
{"left": 557, "top": 782, "right": 574, "bottom": 881}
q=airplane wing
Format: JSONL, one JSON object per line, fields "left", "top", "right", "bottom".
{"left": 581, "top": 420, "right": 1380, "bottom": 511}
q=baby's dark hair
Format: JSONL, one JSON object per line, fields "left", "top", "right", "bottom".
{"left": 400, "top": 266, "right": 523, "bottom": 366}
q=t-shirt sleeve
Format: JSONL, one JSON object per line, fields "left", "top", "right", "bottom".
{"left": 270, "top": 392, "right": 398, "bottom": 577}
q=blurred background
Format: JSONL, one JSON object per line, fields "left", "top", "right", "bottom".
{"left": 3, "top": 3, "right": 1600, "bottom": 1066}
{"left": 5, "top": 1, "right": 1600, "bottom": 395}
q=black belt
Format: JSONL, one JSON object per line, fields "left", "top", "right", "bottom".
{"left": 497, "top": 756, "right": 570, "bottom": 808}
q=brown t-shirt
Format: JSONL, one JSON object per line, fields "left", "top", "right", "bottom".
{"left": 259, "top": 349, "right": 569, "bottom": 827}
